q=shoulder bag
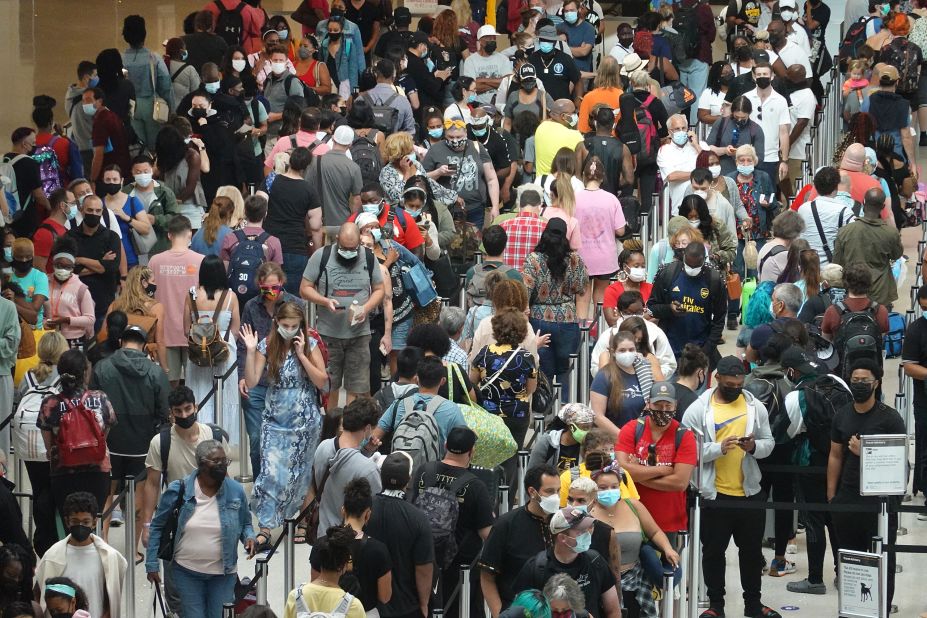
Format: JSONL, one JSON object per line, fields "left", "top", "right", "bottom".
{"left": 150, "top": 56, "right": 170, "bottom": 123}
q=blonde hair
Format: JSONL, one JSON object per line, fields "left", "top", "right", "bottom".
{"left": 32, "top": 331, "right": 68, "bottom": 383}
{"left": 735, "top": 144, "right": 758, "bottom": 164}
{"left": 384, "top": 132, "right": 414, "bottom": 164}
{"left": 112, "top": 266, "right": 155, "bottom": 316}
{"left": 215, "top": 186, "right": 245, "bottom": 228}
{"left": 569, "top": 475, "right": 598, "bottom": 496}
{"left": 551, "top": 175, "right": 576, "bottom": 217}
{"left": 450, "top": 0, "right": 473, "bottom": 28}
{"left": 202, "top": 196, "right": 235, "bottom": 246}
{"left": 594, "top": 56, "right": 622, "bottom": 90}
{"left": 847, "top": 58, "right": 869, "bottom": 75}
{"left": 670, "top": 226, "right": 704, "bottom": 248}
{"left": 12, "top": 238, "right": 33, "bottom": 259}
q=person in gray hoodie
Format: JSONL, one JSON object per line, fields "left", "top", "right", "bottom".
{"left": 307, "top": 396, "right": 382, "bottom": 542}
{"left": 65, "top": 60, "right": 98, "bottom": 175}
{"left": 681, "top": 355, "right": 777, "bottom": 618}
{"left": 527, "top": 402, "right": 595, "bottom": 473}
{"left": 90, "top": 324, "right": 169, "bottom": 547}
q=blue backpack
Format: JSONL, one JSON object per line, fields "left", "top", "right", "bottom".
{"left": 227, "top": 230, "right": 269, "bottom": 304}
{"left": 884, "top": 311, "right": 905, "bottom": 358}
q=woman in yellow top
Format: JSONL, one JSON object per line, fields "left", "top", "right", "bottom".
{"left": 558, "top": 427, "right": 639, "bottom": 507}
{"left": 285, "top": 524, "right": 366, "bottom": 618}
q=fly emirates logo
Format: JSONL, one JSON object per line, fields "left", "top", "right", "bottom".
{"left": 679, "top": 294, "right": 707, "bottom": 314}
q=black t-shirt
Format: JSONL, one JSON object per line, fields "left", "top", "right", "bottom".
{"left": 67, "top": 225, "right": 123, "bottom": 316}
{"left": 807, "top": 1, "right": 831, "bottom": 47}
{"left": 310, "top": 533, "right": 392, "bottom": 611}
{"left": 633, "top": 90, "right": 669, "bottom": 139}
{"left": 408, "top": 461, "right": 495, "bottom": 561}
{"left": 472, "top": 129, "right": 512, "bottom": 174}
{"left": 557, "top": 441, "right": 581, "bottom": 472}
{"left": 375, "top": 29, "right": 413, "bottom": 57}
{"left": 527, "top": 50, "right": 580, "bottom": 101}
{"left": 584, "top": 135, "right": 624, "bottom": 195}
{"left": 512, "top": 548, "right": 617, "bottom": 617}
{"left": 346, "top": 0, "right": 383, "bottom": 46}
{"left": 729, "top": 0, "right": 762, "bottom": 28}
{"left": 3, "top": 152, "right": 41, "bottom": 208}
{"left": 671, "top": 382, "right": 698, "bottom": 421}
{"left": 366, "top": 493, "right": 436, "bottom": 616}
{"left": 903, "top": 316, "right": 927, "bottom": 406}
{"left": 830, "top": 401, "right": 906, "bottom": 494}
{"left": 181, "top": 32, "right": 229, "bottom": 73}
{"left": 478, "top": 506, "right": 553, "bottom": 606}
{"left": 265, "top": 174, "right": 320, "bottom": 255}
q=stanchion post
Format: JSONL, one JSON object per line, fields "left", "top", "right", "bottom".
{"left": 906, "top": 309, "right": 916, "bottom": 329}
{"left": 432, "top": 608, "right": 444, "bottom": 618}
{"left": 498, "top": 485, "right": 509, "bottom": 515}
{"left": 551, "top": 379, "right": 562, "bottom": 419}
{"left": 640, "top": 211, "right": 651, "bottom": 258}
{"left": 222, "top": 603, "right": 235, "bottom": 618}
{"left": 459, "top": 563, "right": 471, "bottom": 618}
{"left": 567, "top": 352, "right": 579, "bottom": 402}
{"left": 96, "top": 511, "right": 102, "bottom": 536}
{"left": 662, "top": 570, "right": 674, "bottom": 618}
{"left": 516, "top": 450, "right": 530, "bottom": 507}
{"left": 918, "top": 240, "right": 926, "bottom": 264}
{"left": 533, "top": 413, "right": 545, "bottom": 438}
{"left": 596, "top": 301, "right": 606, "bottom": 339}
{"left": 284, "top": 518, "right": 296, "bottom": 600}
{"left": 256, "top": 556, "right": 269, "bottom": 606}
{"left": 675, "top": 531, "right": 688, "bottom": 618}
{"left": 236, "top": 398, "right": 253, "bottom": 482}
{"left": 578, "top": 324, "right": 591, "bottom": 405}
{"left": 687, "top": 433, "right": 703, "bottom": 618}
{"left": 458, "top": 274, "right": 467, "bottom": 309}
{"left": 213, "top": 373, "right": 224, "bottom": 434}
{"left": 309, "top": 302, "right": 317, "bottom": 329}
{"left": 475, "top": 251, "right": 483, "bottom": 265}
{"left": 125, "top": 477, "right": 136, "bottom": 617}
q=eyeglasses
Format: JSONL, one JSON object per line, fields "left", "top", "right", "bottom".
{"left": 444, "top": 119, "right": 466, "bottom": 129}
{"left": 206, "top": 457, "right": 233, "bottom": 466}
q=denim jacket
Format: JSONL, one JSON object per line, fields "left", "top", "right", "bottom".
{"left": 145, "top": 471, "right": 255, "bottom": 575}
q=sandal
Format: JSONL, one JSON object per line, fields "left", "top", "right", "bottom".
{"left": 293, "top": 523, "right": 310, "bottom": 545}
{"left": 254, "top": 531, "right": 273, "bottom": 553}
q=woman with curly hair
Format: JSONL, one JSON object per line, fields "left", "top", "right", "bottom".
{"left": 432, "top": 9, "right": 470, "bottom": 80}
{"left": 108, "top": 265, "right": 166, "bottom": 368}
{"left": 379, "top": 132, "right": 458, "bottom": 206}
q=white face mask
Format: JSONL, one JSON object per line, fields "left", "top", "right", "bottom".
{"left": 708, "top": 165, "right": 722, "bottom": 178}
{"left": 232, "top": 58, "right": 247, "bottom": 72}
{"left": 688, "top": 218, "right": 700, "bottom": 228}
{"left": 277, "top": 325, "right": 300, "bottom": 339}
{"left": 693, "top": 189, "right": 708, "bottom": 200}
{"left": 271, "top": 61, "right": 287, "bottom": 75}
{"left": 53, "top": 268, "right": 72, "bottom": 282}
{"left": 614, "top": 351, "right": 638, "bottom": 367}
{"left": 537, "top": 492, "right": 561, "bottom": 514}
{"left": 684, "top": 264, "right": 703, "bottom": 277}
{"left": 627, "top": 266, "right": 646, "bottom": 282}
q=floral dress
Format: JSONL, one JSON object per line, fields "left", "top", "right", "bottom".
{"left": 251, "top": 336, "right": 323, "bottom": 529}
{"left": 379, "top": 160, "right": 458, "bottom": 207}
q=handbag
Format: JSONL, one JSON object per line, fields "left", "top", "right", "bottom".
{"left": 157, "top": 480, "right": 186, "bottom": 560}
{"left": 448, "top": 363, "right": 517, "bottom": 468}
{"left": 150, "top": 57, "right": 169, "bottom": 124}
{"left": 743, "top": 238, "right": 758, "bottom": 270}
{"left": 425, "top": 251, "right": 461, "bottom": 299}
{"left": 657, "top": 58, "right": 696, "bottom": 116}
{"left": 726, "top": 271, "right": 743, "bottom": 301}
{"left": 401, "top": 261, "right": 440, "bottom": 308}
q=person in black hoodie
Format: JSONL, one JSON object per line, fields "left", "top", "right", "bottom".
{"left": 90, "top": 323, "right": 169, "bottom": 548}
{"left": 189, "top": 91, "right": 242, "bottom": 202}
{"left": 405, "top": 31, "right": 451, "bottom": 112}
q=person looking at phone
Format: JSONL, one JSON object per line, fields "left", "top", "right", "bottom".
{"left": 347, "top": 183, "right": 426, "bottom": 256}
{"left": 681, "top": 355, "right": 778, "bottom": 618}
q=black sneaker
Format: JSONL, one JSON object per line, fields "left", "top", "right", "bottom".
{"left": 726, "top": 315, "right": 739, "bottom": 330}
{"left": 700, "top": 609, "right": 725, "bottom": 618}
{"left": 920, "top": 132, "right": 927, "bottom": 147}
{"left": 745, "top": 607, "right": 782, "bottom": 618}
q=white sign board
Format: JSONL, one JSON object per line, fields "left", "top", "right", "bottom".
{"left": 838, "top": 550, "right": 883, "bottom": 618}
{"left": 859, "top": 434, "right": 907, "bottom": 496}
{"left": 405, "top": 0, "right": 438, "bottom": 15}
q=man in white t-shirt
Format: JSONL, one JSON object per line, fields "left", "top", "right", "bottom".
{"left": 743, "top": 62, "right": 791, "bottom": 183}
{"left": 657, "top": 113, "right": 701, "bottom": 214}
{"left": 767, "top": 19, "right": 812, "bottom": 77}
{"left": 797, "top": 167, "right": 856, "bottom": 266}
{"left": 786, "top": 65, "right": 817, "bottom": 188}
{"left": 461, "top": 25, "right": 513, "bottom": 106}
{"left": 608, "top": 22, "right": 634, "bottom": 62}
{"left": 778, "top": 0, "right": 811, "bottom": 55}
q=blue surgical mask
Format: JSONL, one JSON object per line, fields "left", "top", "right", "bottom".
{"left": 672, "top": 130, "right": 689, "bottom": 146}
{"left": 277, "top": 29, "right": 289, "bottom": 40}
{"left": 82, "top": 103, "right": 96, "bottom": 116}
{"left": 204, "top": 81, "right": 220, "bottom": 94}
{"left": 428, "top": 127, "right": 444, "bottom": 139}
{"left": 371, "top": 228, "right": 382, "bottom": 241}
{"left": 467, "top": 93, "right": 477, "bottom": 103}
{"left": 564, "top": 10, "right": 578, "bottom": 23}
{"left": 181, "top": 50, "right": 189, "bottom": 61}
{"left": 571, "top": 504, "right": 588, "bottom": 514}
{"left": 597, "top": 488, "right": 621, "bottom": 507}
{"left": 539, "top": 41, "right": 555, "bottom": 54}
{"left": 362, "top": 201, "right": 382, "bottom": 215}
{"left": 737, "top": 164, "right": 754, "bottom": 176}
{"left": 337, "top": 248, "right": 358, "bottom": 260}
{"left": 2, "top": 248, "right": 11, "bottom": 262}
{"left": 472, "top": 127, "right": 487, "bottom": 137}
{"left": 426, "top": 58, "right": 436, "bottom": 72}
{"left": 571, "top": 531, "right": 592, "bottom": 553}
{"left": 68, "top": 204, "right": 79, "bottom": 219}
{"left": 405, "top": 207, "right": 422, "bottom": 218}
{"left": 88, "top": 76, "right": 99, "bottom": 88}
{"left": 407, "top": 151, "right": 417, "bottom": 163}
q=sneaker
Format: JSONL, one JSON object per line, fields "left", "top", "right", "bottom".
{"left": 786, "top": 543, "right": 798, "bottom": 555}
{"left": 110, "top": 506, "right": 123, "bottom": 527}
{"left": 727, "top": 315, "right": 739, "bottom": 330}
{"left": 745, "top": 607, "right": 782, "bottom": 618}
{"left": 700, "top": 609, "right": 725, "bottom": 618}
{"left": 786, "top": 578, "right": 826, "bottom": 594}
{"left": 768, "top": 559, "right": 797, "bottom": 577}
{"left": 920, "top": 132, "right": 927, "bottom": 147}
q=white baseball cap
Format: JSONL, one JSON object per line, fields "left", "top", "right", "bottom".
{"left": 477, "top": 24, "right": 498, "bottom": 39}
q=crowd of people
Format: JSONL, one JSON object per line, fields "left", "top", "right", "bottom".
{"left": 0, "top": 0, "right": 926, "bottom": 616}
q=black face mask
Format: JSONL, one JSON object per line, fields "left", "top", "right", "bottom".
{"left": 673, "top": 247, "right": 685, "bottom": 260}
{"left": 717, "top": 385, "right": 743, "bottom": 403}
{"left": 204, "top": 463, "right": 228, "bottom": 484}
{"left": 103, "top": 182, "right": 122, "bottom": 196}
{"left": 521, "top": 79, "right": 537, "bottom": 92}
{"left": 768, "top": 34, "right": 784, "bottom": 47}
{"left": 619, "top": 37, "right": 634, "bottom": 48}
{"left": 328, "top": 31, "right": 342, "bottom": 40}
{"left": 145, "top": 282, "right": 157, "bottom": 297}
{"left": 11, "top": 259, "right": 31, "bottom": 274}
{"left": 850, "top": 382, "right": 875, "bottom": 403}
{"left": 191, "top": 108, "right": 208, "bottom": 120}
{"left": 735, "top": 118, "right": 749, "bottom": 129}
{"left": 69, "top": 523, "right": 93, "bottom": 542}
{"left": 82, "top": 213, "right": 101, "bottom": 229}
{"left": 174, "top": 412, "right": 197, "bottom": 429}
{"left": 720, "top": 74, "right": 733, "bottom": 87}
{"left": 755, "top": 77, "right": 772, "bottom": 89}
{"left": 484, "top": 41, "right": 497, "bottom": 54}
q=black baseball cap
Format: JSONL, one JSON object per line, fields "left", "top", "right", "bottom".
{"left": 394, "top": 6, "right": 412, "bottom": 26}
{"left": 780, "top": 346, "right": 821, "bottom": 376}
{"left": 381, "top": 451, "right": 413, "bottom": 489}
{"left": 121, "top": 325, "right": 148, "bottom": 344}
{"left": 716, "top": 356, "right": 746, "bottom": 376}
{"left": 409, "top": 31, "right": 429, "bottom": 48}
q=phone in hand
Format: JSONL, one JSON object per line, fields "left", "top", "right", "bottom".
{"left": 447, "top": 162, "right": 459, "bottom": 173}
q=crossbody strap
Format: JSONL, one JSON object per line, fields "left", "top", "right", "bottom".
{"left": 480, "top": 346, "right": 523, "bottom": 391}
{"left": 809, "top": 200, "right": 832, "bottom": 262}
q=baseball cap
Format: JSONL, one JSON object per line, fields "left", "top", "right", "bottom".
{"left": 333, "top": 125, "right": 355, "bottom": 146}
{"left": 650, "top": 381, "right": 677, "bottom": 404}
{"left": 557, "top": 403, "right": 595, "bottom": 427}
{"left": 381, "top": 451, "right": 413, "bottom": 489}
{"left": 477, "top": 24, "right": 498, "bottom": 39}
{"left": 716, "top": 356, "right": 746, "bottom": 376}
{"left": 446, "top": 427, "right": 478, "bottom": 454}
{"left": 549, "top": 506, "right": 595, "bottom": 535}
{"left": 780, "top": 346, "right": 822, "bottom": 376}
{"left": 538, "top": 24, "right": 559, "bottom": 41}
{"left": 518, "top": 63, "right": 537, "bottom": 80}
{"left": 393, "top": 6, "right": 412, "bottom": 26}
{"left": 121, "top": 325, "right": 148, "bottom": 343}
{"left": 409, "top": 31, "right": 429, "bottom": 48}
{"left": 880, "top": 65, "right": 900, "bottom": 85}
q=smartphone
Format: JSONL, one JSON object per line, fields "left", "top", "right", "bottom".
{"left": 737, "top": 437, "right": 750, "bottom": 444}
{"left": 447, "top": 163, "right": 459, "bottom": 173}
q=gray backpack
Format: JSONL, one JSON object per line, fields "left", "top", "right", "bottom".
{"left": 391, "top": 397, "right": 442, "bottom": 471}
{"left": 466, "top": 262, "right": 505, "bottom": 306}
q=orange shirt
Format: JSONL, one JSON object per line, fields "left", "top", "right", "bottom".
{"left": 577, "top": 86, "right": 624, "bottom": 134}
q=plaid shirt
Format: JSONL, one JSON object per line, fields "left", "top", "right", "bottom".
{"left": 443, "top": 339, "right": 470, "bottom": 373}
{"left": 500, "top": 212, "right": 547, "bottom": 270}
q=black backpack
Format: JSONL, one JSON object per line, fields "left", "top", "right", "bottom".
{"left": 413, "top": 465, "right": 474, "bottom": 570}
{"left": 159, "top": 423, "right": 227, "bottom": 485}
{"left": 618, "top": 195, "right": 642, "bottom": 237}
{"left": 362, "top": 92, "right": 400, "bottom": 136}
{"left": 350, "top": 134, "right": 384, "bottom": 185}
{"left": 796, "top": 373, "right": 853, "bottom": 456}
{"left": 832, "top": 301, "right": 883, "bottom": 382}
{"left": 632, "top": 417, "right": 689, "bottom": 451}
{"left": 743, "top": 373, "right": 792, "bottom": 444}
{"left": 671, "top": 6, "right": 699, "bottom": 61}
{"left": 616, "top": 92, "right": 642, "bottom": 156}
{"left": 283, "top": 74, "right": 321, "bottom": 108}
{"left": 838, "top": 16, "right": 876, "bottom": 73}
{"left": 227, "top": 229, "right": 269, "bottom": 305}
{"left": 214, "top": 0, "right": 246, "bottom": 47}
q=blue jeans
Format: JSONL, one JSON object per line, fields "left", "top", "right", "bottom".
{"left": 282, "top": 252, "right": 309, "bottom": 295}
{"left": 466, "top": 206, "right": 485, "bottom": 230}
{"left": 170, "top": 562, "right": 237, "bottom": 618}
{"left": 530, "top": 318, "right": 579, "bottom": 401}
{"left": 242, "top": 383, "right": 267, "bottom": 479}
{"left": 678, "top": 59, "right": 709, "bottom": 125}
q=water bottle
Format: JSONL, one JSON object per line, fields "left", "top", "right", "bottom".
{"left": 349, "top": 298, "right": 363, "bottom": 326}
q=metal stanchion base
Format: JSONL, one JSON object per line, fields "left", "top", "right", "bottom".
{"left": 897, "top": 526, "right": 908, "bottom": 536}
{"left": 235, "top": 474, "right": 254, "bottom": 482}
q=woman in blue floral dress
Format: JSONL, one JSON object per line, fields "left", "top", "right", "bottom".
{"left": 240, "top": 301, "right": 328, "bottom": 549}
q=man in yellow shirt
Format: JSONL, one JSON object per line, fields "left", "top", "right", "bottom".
{"left": 681, "top": 356, "right": 778, "bottom": 618}
{"left": 533, "top": 99, "right": 587, "bottom": 176}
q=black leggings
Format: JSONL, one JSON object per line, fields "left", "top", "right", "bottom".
{"left": 758, "top": 443, "right": 796, "bottom": 557}
{"left": 51, "top": 469, "right": 110, "bottom": 522}
{"left": 24, "top": 461, "right": 57, "bottom": 556}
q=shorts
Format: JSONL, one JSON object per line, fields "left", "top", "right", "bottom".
{"left": 917, "top": 72, "right": 927, "bottom": 108}
{"left": 166, "top": 347, "right": 188, "bottom": 383}
{"left": 109, "top": 454, "right": 147, "bottom": 489}
{"left": 323, "top": 334, "right": 372, "bottom": 394}
{"left": 591, "top": 271, "right": 618, "bottom": 281}
{"left": 391, "top": 317, "right": 413, "bottom": 349}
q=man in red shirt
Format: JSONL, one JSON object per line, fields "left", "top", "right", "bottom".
{"left": 33, "top": 187, "right": 76, "bottom": 273}
{"left": 33, "top": 100, "right": 81, "bottom": 186}
{"left": 347, "top": 183, "right": 425, "bottom": 255}
{"left": 616, "top": 381, "right": 697, "bottom": 535}
{"left": 83, "top": 88, "right": 130, "bottom": 187}
{"left": 500, "top": 186, "right": 547, "bottom": 270}
{"left": 820, "top": 262, "right": 890, "bottom": 339}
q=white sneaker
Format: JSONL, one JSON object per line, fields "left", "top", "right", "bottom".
{"left": 787, "top": 543, "right": 798, "bottom": 554}
{"left": 917, "top": 511, "right": 927, "bottom": 521}
{"left": 110, "top": 506, "right": 123, "bottom": 527}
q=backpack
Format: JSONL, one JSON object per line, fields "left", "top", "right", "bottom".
{"left": 391, "top": 397, "right": 442, "bottom": 472}
{"left": 48, "top": 135, "right": 83, "bottom": 185}
{"left": 832, "top": 301, "right": 883, "bottom": 381}
{"left": 159, "top": 423, "right": 227, "bottom": 484}
{"left": 13, "top": 373, "right": 60, "bottom": 462}
{"left": 361, "top": 92, "right": 399, "bottom": 136}
{"left": 350, "top": 134, "right": 383, "bottom": 185}
{"left": 447, "top": 214, "right": 480, "bottom": 274}
{"left": 884, "top": 310, "right": 905, "bottom": 358}
{"left": 618, "top": 195, "right": 641, "bottom": 237}
{"left": 632, "top": 417, "right": 689, "bottom": 452}
{"left": 187, "top": 289, "right": 232, "bottom": 368}
{"left": 882, "top": 36, "right": 923, "bottom": 95}
{"left": 838, "top": 16, "right": 877, "bottom": 72}
{"left": 312, "top": 244, "right": 376, "bottom": 295}
{"left": 413, "top": 466, "right": 474, "bottom": 570}
{"left": 31, "top": 144, "right": 62, "bottom": 197}
{"left": 294, "top": 583, "right": 355, "bottom": 618}
{"left": 0, "top": 154, "right": 30, "bottom": 215}
{"left": 227, "top": 229, "right": 269, "bottom": 305}
{"left": 55, "top": 393, "right": 108, "bottom": 468}
{"left": 283, "top": 74, "right": 322, "bottom": 108}
{"left": 670, "top": 7, "right": 699, "bottom": 62}
{"left": 796, "top": 373, "right": 853, "bottom": 456}
{"left": 633, "top": 95, "right": 659, "bottom": 167}
{"left": 214, "top": 0, "right": 246, "bottom": 47}
{"left": 467, "top": 262, "right": 504, "bottom": 306}
{"left": 743, "top": 374, "right": 792, "bottom": 444}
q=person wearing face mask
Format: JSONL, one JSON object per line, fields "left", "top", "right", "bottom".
{"left": 502, "top": 63, "right": 555, "bottom": 135}
{"left": 678, "top": 194, "right": 737, "bottom": 269}
{"left": 657, "top": 113, "right": 701, "bottom": 213}
{"left": 602, "top": 245, "right": 651, "bottom": 320}
{"left": 80, "top": 89, "right": 131, "bottom": 190}
{"left": 91, "top": 322, "right": 169, "bottom": 547}
{"left": 43, "top": 239, "right": 95, "bottom": 348}
{"left": 261, "top": 45, "right": 305, "bottom": 137}
{"left": 529, "top": 25, "right": 582, "bottom": 102}
{"left": 827, "top": 359, "right": 904, "bottom": 615}
{"left": 533, "top": 99, "right": 586, "bottom": 178}
{"left": 120, "top": 154, "right": 180, "bottom": 253}
{"left": 107, "top": 265, "right": 168, "bottom": 371}
{"left": 5, "top": 238, "right": 48, "bottom": 336}
{"left": 146, "top": 440, "right": 256, "bottom": 618}
{"left": 462, "top": 25, "right": 513, "bottom": 106}
{"left": 100, "top": 164, "right": 153, "bottom": 268}
{"left": 647, "top": 242, "right": 726, "bottom": 368}
{"left": 32, "top": 188, "right": 77, "bottom": 274}
{"left": 698, "top": 61, "right": 733, "bottom": 129}
{"left": 512, "top": 506, "right": 621, "bottom": 618}
{"left": 608, "top": 22, "right": 635, "bottom": 63}
{"left": 165, "top": 37, "right": 202, "bottom": 114}
{"left": 120, "top": 15, "right": 174, "bottom": 149}
{"left": 37, "top": 492, "right": 127, "bottom": 618}
{"left": 555, "top": 1, "right": 595, "bottom": 72}
{"left": 347, "top": 183, "right": 426, "bottom": 254}
{"left": 743, "top": 60, "right": 792, "bottom": 186}
{"left": 708, "top": 95, "right": 765, "bottom": 176}
{"left": 776, "top": 0, "right": 811, "bottom": 54}
{"left": 479, "top": 464, "right": 561, "bottom": 615}
{"left": 681, "top": 355, "right": 778, "bottom": 618}
{"left": 590, "top": 329, "right": 662, "bottom": 436}
{"left": 65, "top": 60, "right": 100, "bottom": 176}
{"left": 43, "top": 577, "right": 91, "bottom": 618}
{"left": 685, "top": 167, "right": 744, "bottom": 246}
{"left": 529, "top": 402, "right": 596, "bottom": 472}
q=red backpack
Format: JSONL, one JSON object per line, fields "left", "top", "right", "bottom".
{"left": 634, "top": 95, "right": 659, "bottom": 167}
{"left": 56, "top": 394, "right": 107, "bottom": 468}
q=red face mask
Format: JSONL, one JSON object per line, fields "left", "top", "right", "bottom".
{"left": 552, "top": 611, "right": 574, "bottom": 618}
